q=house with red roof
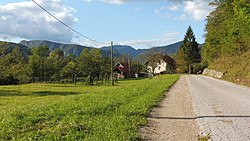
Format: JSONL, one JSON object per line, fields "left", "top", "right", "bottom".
{"left": 113, "top": 62, "right": 133, "bottom": 79}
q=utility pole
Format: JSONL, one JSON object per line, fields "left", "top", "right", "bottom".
{"left": 128, "top": 54, "right": 131, "bottom": 78}
{"left": 137, "top": 60, "right": 139, "bottom": 74}
{"left": 111, "top": 41, "right": 114, "bottom": 86}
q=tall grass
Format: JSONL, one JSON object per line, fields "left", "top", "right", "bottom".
{"left": 0, "top": 74, "right": 179, "bottom": 140}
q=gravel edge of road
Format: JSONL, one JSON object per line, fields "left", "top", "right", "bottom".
{"left": 140, "top": 75, "right": 201, "bottom": 141}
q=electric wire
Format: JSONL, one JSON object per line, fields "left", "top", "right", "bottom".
{"left": 32, "top": 0, "right": 104, "bottom": 45}
{"left": 32, "top": 0, "right": 163, "bottom": 54}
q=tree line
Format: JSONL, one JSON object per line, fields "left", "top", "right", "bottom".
{"left": 0, "top": 46, "right": 112, "bottom": 85}
{"left": 202, "top": 0, "right": 249, "bottom": 63}
{"left": 201, "top": 0, "right": 250, "bottom": 83}
{"left": 0, "top": 45, "right": 147, "bottom": 85}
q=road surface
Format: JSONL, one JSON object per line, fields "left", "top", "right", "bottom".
{"left": 141, "top": 75, "right": 250, "bottom": 141}
{"left": 187, "top": 75, "right": 250, "bottom": 141}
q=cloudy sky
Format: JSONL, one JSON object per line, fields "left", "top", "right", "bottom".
{"left": 0, "top": 0, "right": 214, "bottom": 48}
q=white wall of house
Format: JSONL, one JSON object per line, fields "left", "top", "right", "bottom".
{"left": 154, "top": 60, "right": 167, "bottom": 74}
{"left": 147, "top": 66, "right": 153, "bottom": 73}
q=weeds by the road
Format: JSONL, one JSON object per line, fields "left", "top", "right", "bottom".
{"left": 198, "top": 133, "right": 211, "bottom": 141}
{"left": 0, "top": 74, "right": 179, "bottom": 140}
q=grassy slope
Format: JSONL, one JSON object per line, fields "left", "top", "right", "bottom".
{"left": 0, "top": 74, "right": 179, "bottom": 140}
{"left": 209, "top": 51, "right": 250, "bottom": 86}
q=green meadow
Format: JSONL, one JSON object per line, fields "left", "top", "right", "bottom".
{"left": 0, "top": 75, "right": 179, "bottom": 140}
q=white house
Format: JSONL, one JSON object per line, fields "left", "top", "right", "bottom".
{"left": 146, "top": 54, "right": 176, "bottom": 75}
{"left": 154, "top": 59, "right": 168, "bottom": 74}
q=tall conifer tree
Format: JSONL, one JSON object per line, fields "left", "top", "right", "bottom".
{"left": 175, "top": 26, "right": 200, "bottom": 73}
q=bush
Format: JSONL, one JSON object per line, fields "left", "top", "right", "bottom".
{"left": 192, "top": 61, "right": 208, "bottom": 74}
{"left": 0, "top": 76, "right": 19, "bottom": 85}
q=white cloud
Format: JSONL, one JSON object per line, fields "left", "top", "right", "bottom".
{"left": 154, "top": 7, "right": 171, "bottom": 18}
{"left": 101, "top": 0, "right": 131, "bottom": 5}
{"left": 183, "top": 0, "right": 213, "bottom": 21}
{"left": 153, "top": 0, "right": 213, "bottom": 21}
{"left": 83, "top": 0, "right": 92, "bottom": 2}
{"left": 0, "top": 0, "right": 77, "bottom": 42}
{"left": 83, "top": 0, "right": 213, "bottom": 22}
{"left": 174, "top": 14, "right": 187, "bottom": 21}
{"left": 169, "top": 4, "right": 179, "bottom": 11}
{"left": 114, "top": 31, "right": 180, "bottom": 49}
{"left": 83, "top": 0, "right": 131, "bottom": 5}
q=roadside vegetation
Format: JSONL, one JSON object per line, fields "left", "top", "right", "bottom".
{"left": 198, "top": 134, "right": 211, "bottom": 141}
{"left": 209, "top": 51, "right": 250, "bottom": 86}
{"left": 0, "top": 74, "right": 179, "bottom": 140}
{"left": 202, "top": 0, "right": 250, "bottom": 85}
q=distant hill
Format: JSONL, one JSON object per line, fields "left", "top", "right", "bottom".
{"left": 0, "top": 40, "right": 185, "bottom": 58}
{"left": 19, "top": 40, "right": 120, "bottom": 57}
{"left": 0, "top": 41, "right": 31, "bottom": 56}
{"left": 19, "top": 40, "right": 93, "bottom": 56}
{"left": 101, "top": 41, "right": 183, "bottom": 58}
{"left": 150, "top": 41, "right": 182, "bottom": 55}
{"left": 101, "top": 45, "right": 145, "bottom": 58}
{"left": 135, "top": 41, "right": 183, "bottom": 58}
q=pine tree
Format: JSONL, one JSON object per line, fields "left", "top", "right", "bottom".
{"left": 175, "top": 26, "right": 200, "bottom": 73}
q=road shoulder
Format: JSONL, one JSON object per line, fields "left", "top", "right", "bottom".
{"left": 140, "top": 75, "right": 200, "bottom": 140}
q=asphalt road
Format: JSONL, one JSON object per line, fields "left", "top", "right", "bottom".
{"left": 187, "top": 75, "right": 250, "bottom": 141}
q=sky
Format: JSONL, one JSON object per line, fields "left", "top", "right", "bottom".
{"left": 0, "top": 0, "right": 214, "bottom": 49}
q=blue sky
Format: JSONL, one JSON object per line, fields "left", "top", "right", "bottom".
{"left": 0, "top": 0, "right": 213, "bottom": 49}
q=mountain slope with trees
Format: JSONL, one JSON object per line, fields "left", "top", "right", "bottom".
{"left": 202, "top": 0, "right": 250, "bottom": 85}
{"left": 19, "top": 40, "right": 184, "bottom": 58}
{"left": 20, "top": 40, "right": 93, "bottom": 56}
{"left": 0, "top": 41, "right": 31, "bottom": 56}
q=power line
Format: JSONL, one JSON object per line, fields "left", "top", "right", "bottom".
{"left": 32, "top": 0, "right": 167, "bottom": 49}
{"left": 32, "top": 0, "right": 103, "bottom": 44}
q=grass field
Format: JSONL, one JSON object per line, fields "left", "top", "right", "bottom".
{"left": 0, "top": 74, "right": 179, "bottom": 140}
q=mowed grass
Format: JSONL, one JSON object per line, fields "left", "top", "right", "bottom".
{"left": 0, "top": 74, "right": 179, "bottom": 140}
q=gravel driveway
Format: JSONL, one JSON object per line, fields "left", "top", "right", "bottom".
{"left": 187, "top": 75, "right": 250, "bottom": 141}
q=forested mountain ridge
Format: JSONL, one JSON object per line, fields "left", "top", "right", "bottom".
{"left": 19, "top": 40, "right": 93, "bottom": 56}
{"left": 0, "top": 41, "right": 31, "bottom": 56}
{"left": 202, "top": 0, "right": 250, "bottom": 86}
{"left": 101, "top": 45, "right": 145, "bottom": 58}
{"left": 148, "top": 41, "right": 183, "bottom": 55}
{"left": 19, "top": 40, "right": 184, "bottom": 58}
